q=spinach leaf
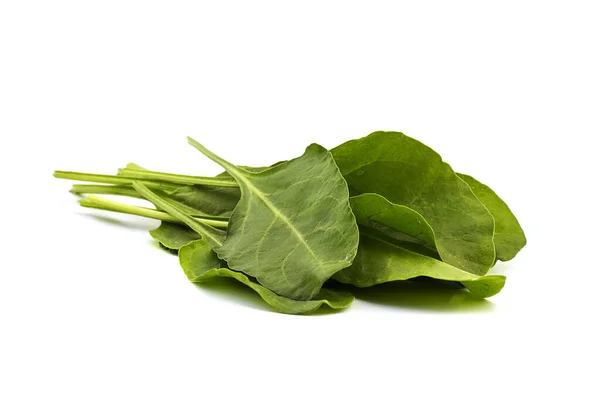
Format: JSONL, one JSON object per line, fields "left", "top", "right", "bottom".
{"left": 187, "top": 138, "right": 360, "bottom": 300}
{"left": 334, "top": 233, "right": 505, "bottom": 299}
{"left": 331, "top": 131, "right": 496, "bottom": 275}
{"left": 167, "top": 185, "right": 240, "bottom": 218}
{"left": 179, "top": 239, "right": 354, "bottom": 314}
{"left": 56, "top": 131, "right": 522, "bottom": 313}
{"left": 457, "top": 173, "right": 526, "bottom": 261}
{"left": 350, "top": 193, "right": 437, "bottom": 251}
{"left": 150, "top": 222, "right": 201, "bottom": 250}
{"left": 136, "top": 179, "right": 356, "bottom": 312}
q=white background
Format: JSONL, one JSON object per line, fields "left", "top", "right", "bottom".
{"left": 1, "top": 1, "right": 599, "bottom": 397}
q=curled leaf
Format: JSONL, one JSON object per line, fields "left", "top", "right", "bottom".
{"left": 150, "top": 222, "right": 201, "bottom": 250}
{"left": 457, "top": 173, "right": 526, "bottom": 261}
{"left": 332, "top": 131, "right": 496, "bottom": 275}
{"left": 350, "top": 193, "right": 437, "bottom": 254}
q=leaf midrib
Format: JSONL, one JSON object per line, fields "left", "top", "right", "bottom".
{"left": 234, "top": 171, "right": 323, "bottom": 265}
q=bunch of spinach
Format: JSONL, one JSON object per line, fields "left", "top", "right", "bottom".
{"left": 55, "top": 131, "right": 525, "bottom": 314}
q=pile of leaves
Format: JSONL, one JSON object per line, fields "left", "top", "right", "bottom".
{"left": 55, "top": 131, "right": 526, "bottom": 314}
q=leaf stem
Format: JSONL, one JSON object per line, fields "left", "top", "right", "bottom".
{"left": 118, "top": 168, "right": 238, "bottom": 187}
{"left": 187, "top": 137, "right": 247, "bottom": 178}
{"left": 123, "top": 162, "right": 147, "bottom": 171}
{"left": 54, "top": 171, "right": 182, "bottom": 191}
{"left": 70, "top": 184, "right": 142, "bottom": 198}
{"left": 80, "top": 195, "right": 229, "bottom": 228}
{"left": 133, "top": 182, "right": 227, "bottom": 247}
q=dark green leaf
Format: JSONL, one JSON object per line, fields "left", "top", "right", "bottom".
{"left": 331, "top": 131, "right": 496, "bottom": 275}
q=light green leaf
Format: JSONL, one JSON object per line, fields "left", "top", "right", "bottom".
{"left": 457, "top": 173, "right": 526, "bottom": 261}
{"left": 334, "top": 233, "right": 505, "bottom": 299}
{"left": 179, "top": 240, "right": 354, "bottom": 314}
{"left": 331, "top": 131, "right": 496, "bottom": 275}
{"left": 188, "top": 138, "right": 360, "bottom": 300}
{"left": 150, "top": 222, "right": 201, "bottom": 250}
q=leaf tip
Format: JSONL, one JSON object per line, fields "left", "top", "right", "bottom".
{"left": 463, "top": 275, "right": 506, "bottom": 299}
{"left": 187, "top": 136, "right": 200, "bottom": 146}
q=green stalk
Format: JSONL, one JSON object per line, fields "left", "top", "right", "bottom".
{"left": 80, "top": 195, "right": 228, "bottom": 228}
{"left": 187, "top": 137, "right": 242, "bottom": 176}
{"left": 123, "top": 162, "right": 147, "bottom": 171}
{"left": 54, "top": 171, "right": 183, "bottom": 191}
{"left": 70, "top": 184, "right": 142, "bottom": 198}
{"left": 133, "top": 182, "right": 227, "bottom": 247}
{"left": 118, "top": 168, "right": 238, "bottom": 187}
{"left": 72, "top": 184, "right": 229, "bottom": 220}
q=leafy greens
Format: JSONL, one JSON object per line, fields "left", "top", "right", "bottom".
{"left": 54, "top": 131, "right": 525, "bottom": 314}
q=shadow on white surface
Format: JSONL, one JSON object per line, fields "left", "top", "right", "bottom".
{"left": 78, "top": 213, "right": 158, "bottom": 231}
{"left": 349, "top": 280, "right": 495, "bottom": 313}
{"left": 487, "top": 260, "right": 515, "bottom": 276}
{"left": 77, "top": 213, "right": 496, "bottom": 315}
{"left": 191, "top": 277, "right": 352, "bottom": 316}
{"left": 192, "top": 278, "right": 272, "bottom": 312}
{"left": 143, "top": 240, "right": 279, "bottom": 314}
{"left": 182, "top": 273, "right": 493, "bottom": 315}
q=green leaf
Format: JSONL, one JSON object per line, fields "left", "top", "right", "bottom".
{"left": 457, "top": 173, "right": 526, "bottom": 261}
{"left": 331, "top": 131, "right": 496, "bottom": 275}
{"left": 188, "top": 138, "right": 360, "bottom": 300}
{"left": 150, "top": 222, "right": 201, "bottom": 250}
{"left": 179, "top": 240, "right": 354, "bottom": 314}
{"left": 168, "top": 185, "right": 240, "bottom": 218}
{"left": 334, "top": 233, "right": 506, "bottom": 299}
{"left": 350, "top": 193, "right": 437, "bottom": 252}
